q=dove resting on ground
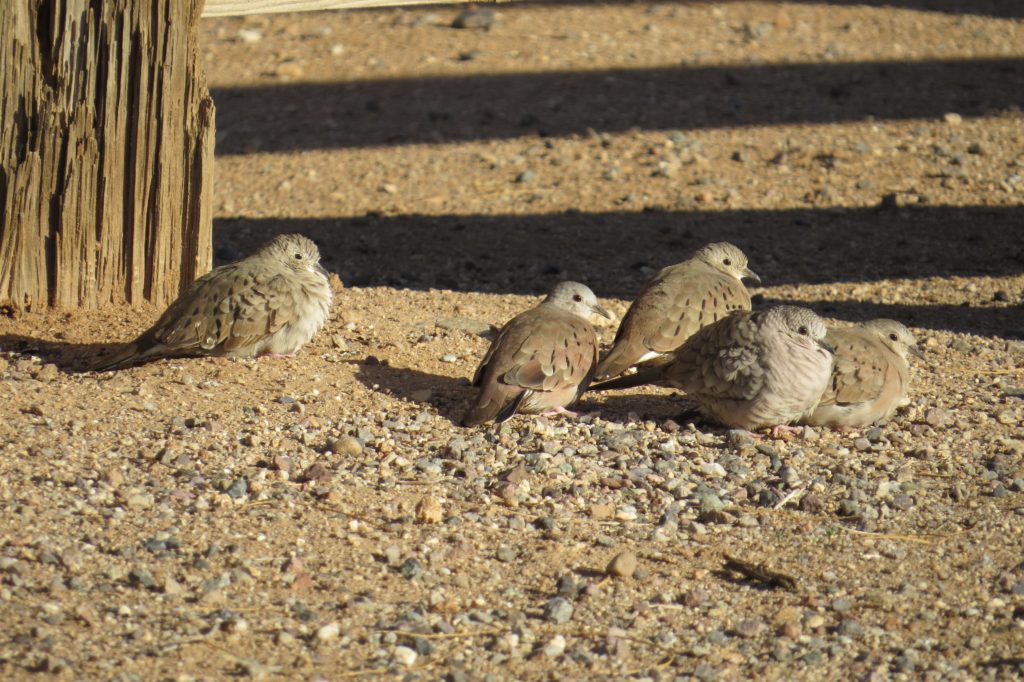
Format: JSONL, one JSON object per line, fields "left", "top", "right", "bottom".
{"left": 462, "top": 282, "right": 613, "bottom": 427}
{"left": 93, "top": 234, "right": 332, "bottom": 371}
{"left": 802, "top": 319, "right": 922, "bottom": 429}
{"left": 592, "top": 306, "right": 835, "bottom": 432}
{"left": 593, "top": 242, "right": 760, "bottom": 383}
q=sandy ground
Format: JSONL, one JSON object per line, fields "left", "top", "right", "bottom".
{"left": 1, "top": 1, "right": 1024, "bottom": 680}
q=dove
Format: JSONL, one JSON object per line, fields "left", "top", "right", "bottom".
{"left": 462, "top": 281, "right": 613, "bottom": 427}
{"left": 592, "top": 306, "right": 835, "bottom": 433}
{"left": 594, "top": 242, "right": 760, "bottom": 382}
{"left": 803, "top": 319, "right": 922, "bottom": 429}
{"left": 92, "top": 234, "right": 332, "bottom": 371}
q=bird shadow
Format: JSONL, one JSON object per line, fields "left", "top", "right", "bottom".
{"left": 353, "top": 360, "right": 474, "bottom": 425}
{"left": 0, "top": 334, "right": 112, "bottom": 373}
{"left": 579, "top": 390, "right": 700, "bottom": 425}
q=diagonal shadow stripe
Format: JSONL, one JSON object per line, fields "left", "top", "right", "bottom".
{"left": 212, "top": 58, "right": 1024, "bottom": 154}
{"left": 213, "top": 205, "right": 1024, "bottom": 292}
{"left": 516, "top": 0, "right": 1024, "bottom": 19}
{"left": 212, "top": 204, "right": 1024, "bottom": 338}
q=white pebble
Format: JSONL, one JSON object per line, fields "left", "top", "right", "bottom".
{"left": 542, "top": 634, "right": 566, "bottom": 658}
{"left": 700, "top": 462, "right": 727, "bottom": 478}
{"left": 316, "top": 622, "right": 340, "bottom": 642}
{"left": 393, "top": 646, "right": 417, "bottom": 666}
{"left": 237, "top": 28, "right": 263, "bottom": 44}
{"left": 615, "top": 505, "right": 638, "bottom": 521}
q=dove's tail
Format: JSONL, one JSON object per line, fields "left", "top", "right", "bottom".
{"left": 461, "top": 389, "right": 527, "bottom": 427}
{"left": 593, "top": 344, "right": 636, "bottom": 382}
{"left": 90, "top": 343, "right": 145, "bottom": 372}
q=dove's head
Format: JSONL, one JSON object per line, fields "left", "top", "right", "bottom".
{"left": 862, "top": 319, "right": 924, "bottom": 360}
{"left": 544, "top": 281, "right": 613, "bottom": 321}
{"left": 762, "top": 306, "right": 832, "bottom": 353}
{"left": 693, "top": 242, "right": 761, "bottom": 285}
{"left": 262, "top": 234, "right": 327, "bottom": 277}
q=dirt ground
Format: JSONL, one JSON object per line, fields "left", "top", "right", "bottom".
{"left": 2, "top": 1, "right": 1024, "bottom": 680}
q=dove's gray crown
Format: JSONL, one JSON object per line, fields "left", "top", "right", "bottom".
{"left": 691, "top": 242, "right": 757, "bottom": 281}
{"left": 542, "top": 281, "right": 604, "bottom": 318}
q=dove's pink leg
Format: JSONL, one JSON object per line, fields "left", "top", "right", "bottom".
{"left": 540, "top": 406, "right": 578, "bottom": 418}
{"left": 769, "top": 424, "right": 803, "bottom": 438}
{"left": 259, "top": 352, "right": 296, "bottom": 359}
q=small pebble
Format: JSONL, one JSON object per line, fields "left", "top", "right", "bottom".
{"left": 606, "top": 551, "right": 638, "bottom": 578}
{"left": 542, "top": 634, "right": 566, "bottom": 657}
{"left": 543, "top": 597, "right": 574, "bottom": 624}
{"left": 316, "top": 622, "right": 340, "bottom": 642}
{"left": 393, "top": 646, "right": 417, "bottom": 667}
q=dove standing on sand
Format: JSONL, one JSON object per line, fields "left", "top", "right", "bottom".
{"left": 803, "top": 319, "right": 922, "bottom": 429}
{"left": 594, "top": 242, "right": 760, "bottom": 382}
{"left": 462, "top": 282, "right": 612, "bottom": 427}
{"left": 93, "top": 234, "right": 332, "bottom": 371}
{"left": 593, "top": 306, "right": 835, "bottom": 433}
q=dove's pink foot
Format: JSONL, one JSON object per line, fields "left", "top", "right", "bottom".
{"left": 259, "top": 352, "right": 296, "bottom": 360}
{"left": 540, "top": 406, "right": 578, "bottom": 418}
{"left": 768, "top": 424, "right": 803, "bottom": 438}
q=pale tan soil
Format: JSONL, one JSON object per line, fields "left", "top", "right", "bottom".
{"left": 1, "top": 2, "right": 1024, "bottom": 681}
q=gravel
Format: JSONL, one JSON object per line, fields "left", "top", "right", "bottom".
{"left": 1, "top": 2, "right": 1022, "bottom": 680}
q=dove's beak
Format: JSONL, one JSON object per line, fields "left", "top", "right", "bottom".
{"left": 592, "top": 303, "right": 614, "bottom": 320}
{"left": 908, "top": 344, "right": 925, "bottom": 360}
{"left": 818, "top": 339, "right": 836, "bottom": 355}
{"left": 315, "top": 263, "right": 329, "bottom": 278}
{"left": 742, "top": 267, "right": 762, "bottom": 286}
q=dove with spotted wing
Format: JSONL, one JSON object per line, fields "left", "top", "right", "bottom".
{"left": 93, "top": 234, "right": 332, "bottom": 371}
{"left": 462, "top": 282, "right": 612, "bottom": 427}
{"left": 594, "top": 242, "right": 760, "bottom": 383}
{"left": 595, "top": 306, "right": 835, "bottom": 432}
{"left": 803, "top": 319, "right": 922, "bottom": 428}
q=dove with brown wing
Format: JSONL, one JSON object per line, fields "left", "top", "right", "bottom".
{"left": 803, "top": 319, "right": 922, "bottom": 428}
{"left": 593, "top": 242, "right": 760, "bottom": 383}
{"left": 462, "top": 282, "right": 612, "bottom": 427}
{"left": 594, "top": 306, "right": 835, "bottom": 432}
{"left": 92, "top": 234, "right": 332, "bottom": 371}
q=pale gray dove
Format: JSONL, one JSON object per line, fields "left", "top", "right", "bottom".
{"left": 593, "top": 306, "right": 835, "bottom": 432}
{"left": 462, "top": 281, "right": 612, "bottom": 427}
{"left": 594, "top": 242, "right": 760, "bottom": 382}
{"left": 803, "top": 319, "right": 922, "bottom": 429}
{"left": 93, "top": 234, "right": 332, "bottom": 371}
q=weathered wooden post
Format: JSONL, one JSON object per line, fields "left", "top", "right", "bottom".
{"left": 0, "top": 0, "right": 214, "bottom": 312}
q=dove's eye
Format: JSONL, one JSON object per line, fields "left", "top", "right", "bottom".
{"left": 797, "top": 326, "right": 808, "bottom": 335}
{"left": 889, "top": 333, "right": 898, "bottom": 341}
{"left": 294, "top": 253, "right": 303, "bottom": 260}
{"left": 572, "top": 294, "right": 582, "bottom": 302}
{"left": 723, "top": 258, "right": 732, "bottom": 266}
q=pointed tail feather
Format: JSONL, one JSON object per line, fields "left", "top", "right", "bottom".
{"left": 461, "top": 390, "right": 526, "bottom": 427}
{"left": 89, "top": 343, "right": 144, "bottom": 372}
{"left": 594, "top": 345, "right": 636, "bottom": 382}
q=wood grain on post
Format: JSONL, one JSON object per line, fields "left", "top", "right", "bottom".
{"left": 0, "top": 0, "right": 213, "bottom": 311}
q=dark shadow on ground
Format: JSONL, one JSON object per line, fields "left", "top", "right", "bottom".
{"left": 577, "top": 391, "right": 693, "bottom": 425}
{"left": 354, "top": 360, "right": 473, "bottom": 425}
{"left": 213, "top": 204, "right": 1024, "bottom": 335}
{"left": 212, "top": 58, "right": 1023, "bottom": 153}
{"left": 762, "top": 297, "right": 1024, "bottom": 338}
{"left": 507, "top": 0, "right": 1024, "bottom": 18}
{"left": 0, "top": 334, "right": 111, "bottom": 372}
